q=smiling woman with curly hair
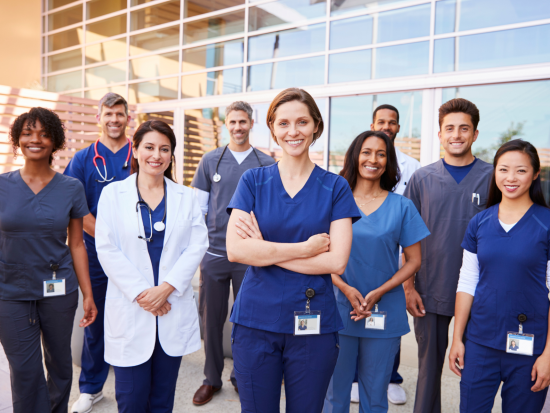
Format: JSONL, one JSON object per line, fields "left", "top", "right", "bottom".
{"left": 0, "top": 107, "right": 97, "bottom": 413}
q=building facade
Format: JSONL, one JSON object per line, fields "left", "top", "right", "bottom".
{"left": 41, "top": 0, "right": 550, "bottom": 190}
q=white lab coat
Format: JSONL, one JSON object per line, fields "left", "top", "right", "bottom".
{"left": 95, "top": 173, "right": 208, "bottom": 367}
{"left": 394, "top": 148, "right": 421, "bottom": 196}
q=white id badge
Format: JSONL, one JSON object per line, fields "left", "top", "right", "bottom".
{"left": 43, "top": 279, "right": 66, "bottom": 297}
{"left": 365, "top": 303, "right": 386, "bottom": 330}
{"left": 294, "top": 311, "right": 321, "bottom": 335}
{"left": 506, "top": 332, "right": 534, "bottom": 356}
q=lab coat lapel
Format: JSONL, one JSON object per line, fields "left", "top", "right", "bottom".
{"left": 163, "top": 178, "right": 183, "bottom": 246}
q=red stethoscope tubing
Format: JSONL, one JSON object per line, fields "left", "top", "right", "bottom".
{"left": 92, "top": 138, "right": 132, "bottom": 183}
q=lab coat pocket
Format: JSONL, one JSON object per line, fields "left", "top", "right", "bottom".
{"left": 177, "top": 297, "right": 198, "bottom": 333}
{"left": 105, "top": 299, "right": 134, "bottom": 341}
{"left": 177, "top": 219, "right": 192, "bottom": 249}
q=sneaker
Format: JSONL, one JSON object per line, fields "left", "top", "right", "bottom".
{"left": 71, "top": 392, "right": 104, "bottom": 413}
{"left": 388, "top": 383, "right": 407, "bottom": 405}
{"left": 350, "top": 382, "right": 359, "bottom": 403}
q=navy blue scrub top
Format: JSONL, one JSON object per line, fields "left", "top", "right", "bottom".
{"left": 336, "top": 192, "right": 430, "bottom": 338}
{"left": 0, "top": 171, "right": 89, "bottom": 300}
{"left": 64, "top": 141, "right": 132, "bottom": 284}
{"left": 139, "top": 197, "right": 166, "bottom": 287}
{"left": 462, "top": 203, "right": 550, "bottom": 354}
{"left": 227, "top": 164, "right": 362, "bottom": 334}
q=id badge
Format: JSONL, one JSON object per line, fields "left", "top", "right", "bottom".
{"left": 365, "top": 303, "right": 386, "bottom": 330}
{"left": 506, "top": 332, "right": 534, "bottom": 356}
{"left": 43, "top": 279, "right": 66, "bottom": 297}
{"left": 294, "top": 311, "right": 321, "bottom": 335}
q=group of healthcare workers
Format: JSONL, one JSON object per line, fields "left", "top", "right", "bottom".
{"left": 1, "top": 87, "right": 550, "bottom": 413}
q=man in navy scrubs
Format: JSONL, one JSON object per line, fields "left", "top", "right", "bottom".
{"left": 65, "top": 93, "right": 133, "bottom": 413}
{"left": 404, "top": 98, "right": 493, "bottom": 413}
{"left": 191, "top": 101, "right": 275, "bottom": 405}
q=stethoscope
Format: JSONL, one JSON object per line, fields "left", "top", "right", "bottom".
{"left": 212, "top": 144, "right": 263, "bottom": 183}
{"left": 136, "top": 177, "right": 166, "bottom": 242}
{"left": 93, "top": 138, "right": 132, "bottom": 183}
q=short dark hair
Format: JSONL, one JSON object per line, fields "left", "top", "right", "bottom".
{"left": 131, "top": 120, "right": 176, "bottom": 182}
{"left": 439, "top": 98, "right": 480, "bottom": 130}
{"left": 487, "top": 139, "right": 547, "bottom": 209}
{"left": 267, "top": 88, "right": 324, "bottom": 144}
{"left": 9, "top": 107, "right": 66, "bottom": 165}
{"left": 373, "top": 104, "right": 399, "bottom": 124}
{"left": 339, "top": 130, "right": 401, "bottom": 192}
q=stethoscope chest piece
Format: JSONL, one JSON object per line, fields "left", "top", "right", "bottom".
{"left": 153, "top": 221, "right": 165, "bottom": 232}
{"left": 213, "top": 173, "right": 221, "bottom": 183}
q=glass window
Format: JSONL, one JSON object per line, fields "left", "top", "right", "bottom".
{"left": 329, "top": 50, "right": 371, "bottom": 83}
{"left": 433, "top": 37, "right": 455, "bottom": 73}
{"left": 330, "top": 15, "right": 373, "bottom": 50}
{"left": 185, "top": 0, "right": 245, "bottom": 18}
{"left": 130, "top": 51, "right": 180, "bottom": 80}
{"left": 181, "top": 68, "right": 243, "bottom": 98}
{"left": 434, "top": 25, "right": 550, "bottom": 73}
{"left": 47, "top": 70, "right": 82, "bottom": 92}
{"left": 130, "top": 25, "right": 180, "bottom": 56}
{"left": 48, "top": 28, "right": 83, "bottom": 52}
{"left": 435, "top": 0, "right": 550, "bottom": 33}
{"left": 48, "top": 49, "right": 82, "bottom": 72}
{"left": 87, "top": 14, "right": 127, "bottom": 43}
{"left": 330, "top": 0, "right": 418, "bottom": 16}
{"left": 248, "top": 24, "right": 325, "bottom": 62}
{"left": 328, "top": 91, "right": 422, "bottom": 173}
{"left": 48, "top": 5, "right": 82, "bottom": 31}
{"left": 375, "top": 41, "right": 429, "bottom": 78}
{"left": 442, "top": 81, "right": 550, "bottom": 200}
{"left": 248, "top": 0, "right": 326, "bottom": 32}
{"left": 131, "top": 1, "right": 181, "bottom": 31}
{"left": 86, "top": 38, "right": 127, "bottom": 64}
{"left": 85, "top": 62, "right": 126, "bottom": 87}
{"left": 48, "top": 0, "right": 76, "bottom": 10}
{"left": 247, "top": 56, "right": 324, "bottom": 92}
{"left": 184, "top": 10, "right": 245, "bottom": 45}
{"left": 377, "top": 4, "right": 430, "bottom": 43}
{"left": 182, "top": 39, "right": 244, "bottom": 72}
{"left": 128, "top": 77, "right": 179, "bottom": 103}
{"left": 87, "top": 0, "right": 126, "bottom": 19}
{"left": 85, "top": 85, "right": 127, "bottom": 100}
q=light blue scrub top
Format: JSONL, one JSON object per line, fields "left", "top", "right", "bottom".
{"left": 336, "top": 192, "right": 430, "bottom": 338}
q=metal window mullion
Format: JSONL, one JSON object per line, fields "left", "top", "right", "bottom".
{"left": 243, "top": 1, "right": 249, "bottom": 93}
{"left": 178, "top": 0, "right": 184, "bottom": 101}
{"left": 324, "top": 0, "right": 330, "bottom": 85}
{"left": 428, "top": 0, "right": 435, "bottom": 75}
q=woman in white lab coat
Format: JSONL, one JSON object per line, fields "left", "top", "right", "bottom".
{"left": 95, "top": 120, "right": 208, "bottom": 412}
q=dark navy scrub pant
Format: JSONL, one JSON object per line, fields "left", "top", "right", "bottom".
{"left": 232, "top": 324, "right": 340, "bottom": 413}
{"left": 79, "top": 281, "right": 110, "bottom": 394}
{"left": 460, "top": 340, "right": 548, "bottom": 413}
{"left": 113, "top": 333, "right": 182, "bottom": 413}
{"left": 0, "top": 291, "right": 78, "bottom": 413}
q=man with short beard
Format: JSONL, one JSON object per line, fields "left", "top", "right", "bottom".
{"left": 65, "top": 93, "right": 133, "bottom": 413}
{"left": 191, "top": 101, "right": 275, "bottom": 405}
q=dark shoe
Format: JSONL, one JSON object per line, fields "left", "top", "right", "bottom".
{"left": 193, "top": 385, "right": 221, "bottom": 406}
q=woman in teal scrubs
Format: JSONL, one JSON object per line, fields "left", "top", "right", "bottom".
{"left": 324, "top": 131, "right": 430, "bottom": 413}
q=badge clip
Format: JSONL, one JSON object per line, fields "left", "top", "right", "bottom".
{"left": 294, "top": 288, "right": 321, "bottom": 335}
{"left": 506, "top": 313, "right": 534, "bottom": 356}
{"left": 43, "top": 263, "right": 66, "bottom": 297}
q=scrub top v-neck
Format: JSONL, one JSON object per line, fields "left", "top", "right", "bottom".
{"left": 139, "top": 197, "right": 166, "bottom": 287}
{"left": 336, "top": 192, "right": 430, "bottom": 338}
{"left": 461, "top": 203, "right": 550, "bottom": 354}
{"left": 0, "top": 170, "right": 89, "bottom": 300}
{"left": 227, "top": 163, "right": 361, "bottom": 334}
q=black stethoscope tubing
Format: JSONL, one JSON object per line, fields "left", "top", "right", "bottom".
{"left": 213, "top": 144, "right": 263, "bottom": 183}
{"left": 135, "top": 176, "right": 167, "bottom": 242}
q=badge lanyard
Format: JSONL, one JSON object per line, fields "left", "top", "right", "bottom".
{"left": 212, "top": 145, "right": 264, "bottom": 183}
{"left": 43, "top": 262, "right": 66, "bottom": 297}
{"left": 136, "top": 178, "right": 167, "bottom": 242}
{"left": 506, "top": 313, "right": 534, "bottom": 356}
{"left": 294, "top": 288, "right": 321, "bottom": 335}
{"left": 93, "top": 138, "right": 132, "bottom": 183}
{"left": 365, "top": 301, "right": 387, "bottom": 330}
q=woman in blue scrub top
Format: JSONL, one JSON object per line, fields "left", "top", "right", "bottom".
{"left": 0, "top": 108, "right": 97, "bottom": 413}
{"left": 449, "top": 139, "right": 550, "bottom": 412}
{"left": 226, "top": 88, "right": 361, "bottom": 413}
{"left": 323, "top": 131, "right": 429, "bottom": 413}
{"left": 95, "top": 120, "right": 208, "bottom": 413}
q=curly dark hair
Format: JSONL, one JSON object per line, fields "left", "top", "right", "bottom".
{"left": 9, "top": 107, "right": 66, "bottom": 165}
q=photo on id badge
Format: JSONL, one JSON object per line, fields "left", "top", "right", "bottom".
{"left": 295, "top": 314, "right": 320, "bottom": 335}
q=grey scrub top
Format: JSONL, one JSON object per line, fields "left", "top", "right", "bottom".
{"left": 404, "top": 159, "right": 493, "bottom": 316}
{"left": 191, "top": 146, "right": 275, "bottom": 256}
{"left": 0, "top": 171, "right": 89, "bottom": 300}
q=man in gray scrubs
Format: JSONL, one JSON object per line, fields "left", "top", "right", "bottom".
{"left": 403, "top": 99, "right": 493, "bottom": 413}
{"left": 191, "top": 101, "right": 275, "bottom": 406}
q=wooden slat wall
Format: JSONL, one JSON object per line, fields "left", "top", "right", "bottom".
{"left": 0, "top": 86, "right": 136, "bottom": 173}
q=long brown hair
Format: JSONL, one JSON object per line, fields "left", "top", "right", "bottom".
{"left": 131, "top": 120, "right": 176, "bottom": 182}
